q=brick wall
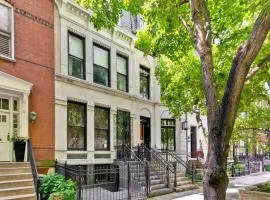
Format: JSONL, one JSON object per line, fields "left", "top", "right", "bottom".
{"left": 0, "top": 0, "right": 55, "bottom": 164}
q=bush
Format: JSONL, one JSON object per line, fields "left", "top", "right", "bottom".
{"left": 40, "top": 173, "right": 76, "bottom": 200}
{"left": 252, "top": 182, "right": 270, "bottom": 193}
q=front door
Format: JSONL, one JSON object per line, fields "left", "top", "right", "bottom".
{"left": 0, "top": 97, "right": 11, "bottom": 161}
{"left": 140, "top": 117, "right": 151, "bottom": 148}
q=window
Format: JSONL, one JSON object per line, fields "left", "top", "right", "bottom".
{"left": 0, "top": 98, "right": 9, "bottom": 110}
{"left": 0, "top": 2, "right": 12, "bottom": 58}
{"left": 68, "top": 33, "right": 85, "bottom": 79}
{"left": 93, "top": 44, "right": 110, "bottom": 86}
{"left": 117, "top": 55, "right": 128, "bottom": 92}
{"left": 95, "top": 107, "right": 110, "bottom": 150}
{"left": 140, "top": 66, "right": 150, "bottom": 99}
{"left": 117, "top": 110, "right": 130, "bottom": 147}
{"left": 161, "top": 119, "right": 175, "bottom": 151}
{"left": 67, "top": 101, "right": 86, "bottom": 150}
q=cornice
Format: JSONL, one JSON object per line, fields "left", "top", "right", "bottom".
{"left": 55, "top": 73, "right": 159, "bottom": 106}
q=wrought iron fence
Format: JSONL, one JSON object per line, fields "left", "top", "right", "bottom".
{"left": 55, "top": 161, "right": 147, "bottom": 200}
{"left": 227, "top": 160, "right": 262, "bottom": 177}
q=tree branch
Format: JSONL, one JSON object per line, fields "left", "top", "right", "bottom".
{"left": 179, "top": 15, "right": 194, "bottom": 39}
{"left": 221, "top": 3, "right": 270, "bottom": 144}
{"left": 245, "top": 55, "right": 270, "bottom": 81}
{"left": 190, "top": 0, "right": 219, "bottom": 124}
{"left": 179, "top": 0, "right": 189, "bottom": 6}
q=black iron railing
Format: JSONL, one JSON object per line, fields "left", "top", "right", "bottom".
{"left": 227, "top": 160, "right": 261, "bottom": 177}
{"left": 134, "top": 144, "right": 175, "bottom": 190}
{"left": 55, "top": 160, "right": 147, "bottom": 200}
{"left": 26, "top": 139, "right": 39, "bottom": 200}
{"left": 156, "top": 149, "right": 197, "bottom": 184}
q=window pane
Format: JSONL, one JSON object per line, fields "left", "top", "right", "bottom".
{"left": 117, "top": 73, "right": 127, "bottom": 91}
{"left": 13, "top": 113, "right": 19, "bottom": 134}
{"left": 93, "top": 45, "right": 109, "bottom": 68}
{"left": 1, "top": 98, "right": 9, "bottom": 110}
{"left": 67, "top": 126, "right": 85, "bottom": 149}
{"left": 95, "top": 129, "right": 109, "bottom": 150}
{"left": 93, "top": 65, "right": 108, "bottom": 86}
{"left": 140, "top": 67, "right": 150, "bottom": 99}
{"left": 13, "top": 100, "right": 18, "bottom": 111}
{"left": 117, "top": 56, "right": 127, "bottom": 75}
{"left": 94, "top": 107, "right": 109, "bottom": 129}
{"left": 68, "top": 102, "right": 85, "bottom": 127}
{"left": 69, "top": 34, "right": 84, "bottom": 59}
{"left": 69, "top": 56, "right": 84, "bottom": 79}
{"left": 0, "top": 4, "right": 10, "bottom": 33}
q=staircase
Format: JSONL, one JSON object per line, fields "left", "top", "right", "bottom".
{"left": 0, "top": 162, "right": 37, "bottom": 200}
{"left": 174, "top": 171, "right": 199, "bottom": 192}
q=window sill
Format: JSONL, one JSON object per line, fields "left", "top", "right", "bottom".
{"left": 0, "top": 54, "right": 16, "bottom": 63}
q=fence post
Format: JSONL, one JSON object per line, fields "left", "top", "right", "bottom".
{"left": 78, "top": 166, "right": 82, "bottom": 200}
{"left": 231, "top": 164, "right": 234, "bottom": 177}
{"left": 145, "top": 162, "right": 149, "bottom": 197}
{"left": 174, "top": 162, "right": 177, "bottom": 188}
{"left": 166, "top": 165, "right": 169, "bottom": 187}
{"left": 64, "top": 161, "right": 67, "bottom": 180}
{"left": 166, "top": 147, "right": 168, "bottom": 161}
{"left": 128, "top": 163, "right": 131, "bottom": 200}
{"left": 192, "top": 163, "right": 195, "bottom": 184}
{"left": 55, "top": 160, "right": 57, "bottom": 173}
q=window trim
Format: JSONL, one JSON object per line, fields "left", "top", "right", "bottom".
{"left": 68, "top": 32, "right": 86, "bottom": 80}
{"left": 93, "top": 43, "right": 111, "bottom": 87}
{"left": 116, "top": 53, "right": 129, "bottom": 92}
{"left": 0, "top": 0, "right": 14, "bottom": 60}
{"left": 94, "top": 106, "right": 110, "bottom": 151}
{"left": 67, "top": 101, "right": 87, "bottom": 151}
{"left": 139, "top": 65, "right": 150, "bottom": 99}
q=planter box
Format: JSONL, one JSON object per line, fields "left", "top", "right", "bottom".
{"left": 239, "top": 189, "right": 270, "bottom": 200}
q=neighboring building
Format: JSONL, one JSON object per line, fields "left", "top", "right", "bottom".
{"left": 0, "top": 0, "right": 54, "bottom": 171}
{"left": 54, "top": 0, "right": 207, "bottom": 169}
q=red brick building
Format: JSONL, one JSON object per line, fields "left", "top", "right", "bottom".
{"left": 0, "top": 0, "right": 54, "bottom": 170}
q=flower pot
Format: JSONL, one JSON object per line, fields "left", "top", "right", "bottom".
{"left": 14, "top": 141, "right": 26, "bottom": 162}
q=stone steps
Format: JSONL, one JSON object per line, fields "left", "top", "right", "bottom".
{"left": 175, "top": 183, "right": 199, "bottom": 192}
{"left": 0, "top": 162, "right": 36, "bottom": 200}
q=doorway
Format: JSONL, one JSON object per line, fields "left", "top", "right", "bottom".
{"left": 190, "top": 126, "right": 197, "bottom": 158}
{"left": 140, "top": 117, "right": 151, "bottom": 148}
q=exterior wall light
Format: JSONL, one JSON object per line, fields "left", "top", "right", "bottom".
{"left": 29, "top": 111, "right": 37, "bottom": 123}
{"left": 182, "top": 121, "right": 188, "bottom": 130}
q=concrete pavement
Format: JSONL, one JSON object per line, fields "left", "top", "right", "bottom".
{"left": 149, "top": 172, "right": 270, "bottom": 200}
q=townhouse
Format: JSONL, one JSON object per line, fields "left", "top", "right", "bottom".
{"left": 0, "top": 0, "right": 54, "bottom": 171}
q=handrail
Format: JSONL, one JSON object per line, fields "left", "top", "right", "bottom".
{"left": 117, "top": 144, "right": 146, "bottom": 166}
{"left": 26, "top": 139, "right": 39, "bottom": 200}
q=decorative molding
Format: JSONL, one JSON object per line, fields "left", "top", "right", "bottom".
{"left": 14, "top": 7, "right": 53, "bottom": 28}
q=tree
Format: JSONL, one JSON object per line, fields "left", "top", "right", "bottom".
{"left": 77, "top": 0, "right": 270, "bottom": 199}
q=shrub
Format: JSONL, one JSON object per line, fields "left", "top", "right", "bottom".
{"left": 251, "top": 181, "right": 270, "bottom": 193}
{"left": 40, "top": 173, "right": 76, "bottom": 200}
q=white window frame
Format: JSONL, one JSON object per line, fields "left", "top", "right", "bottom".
{"left": 0, "top": 0, "right": 14, "bottom": 60}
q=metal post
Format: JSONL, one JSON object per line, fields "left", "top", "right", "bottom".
{"left": 64, "top": 161, "right": 67, "bottom": 180}
{"left": 166, "top": 147, "right": 168, "bottom": 161}
{"left": 78, "top": 166, "right": 82, "bottom": 200}
{"left": 232, "top": 164, "right": 234, "bottom": 177}
{"left": 174, "top": 162, "right": 177, "bottom": 188}
{"left": 192, "top": 163, "right": 195, "bottom": 184}
{"left": 166, "top": 165, "right": 169, "bottom": 187}
{"left": 127, "top": 163, "right": 131, "bottom": 200}
{"left": 145, "top": 162, "right": 149, "bottom": 196}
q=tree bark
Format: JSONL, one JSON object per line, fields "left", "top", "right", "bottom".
{"left": 189, "top": 0, "right": 270, "bottom": 199}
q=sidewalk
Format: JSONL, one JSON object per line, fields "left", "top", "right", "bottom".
{"left": 149, "top": 172, "right": 270, "bottom": 200}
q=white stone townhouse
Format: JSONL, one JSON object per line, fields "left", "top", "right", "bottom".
{"left": 53, "top": 0, "right": 208, "bottom": 170}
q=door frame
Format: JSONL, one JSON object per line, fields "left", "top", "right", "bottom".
{"left": 140, "top": 116, "right": 151, "bottom": 148}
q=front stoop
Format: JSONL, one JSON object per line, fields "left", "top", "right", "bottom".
{"left": 0, "top": 162, "right": 37, "bottom": 200}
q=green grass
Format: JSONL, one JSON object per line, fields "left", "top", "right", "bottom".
{"left": 251, "top": 181, "right": 270, "bottom": 193}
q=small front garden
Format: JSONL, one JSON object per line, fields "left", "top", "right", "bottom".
{"left": 251, "top": 181, "right": 270, "bottom": 193}
{"left": 39, "top": 173, "right": 76, "bottom": 200}
{"left": 239, "top": 181, "right": 270, "bottom": 200}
